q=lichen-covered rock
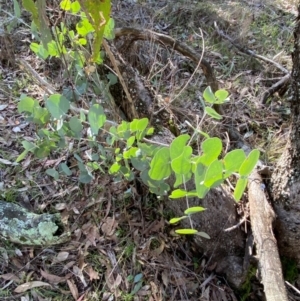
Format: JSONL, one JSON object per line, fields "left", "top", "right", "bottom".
{"left": 0, "top": 201, "right": 70, "bottom": 246}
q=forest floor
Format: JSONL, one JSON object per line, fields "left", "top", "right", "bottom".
{"left": 0, "top": 0, "right": 299, "bottom": 300}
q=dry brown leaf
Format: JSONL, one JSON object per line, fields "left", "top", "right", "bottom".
{"left": 63, "top": 260, "right": 76, "bottom": 272}
{"left": 55, "top": 251, "right": 69, "bottom": 262}
{"left": 86, "top": 266, "right": 100, "bottom": 281}
{"left": 161, "top": 271, "right": 169, "bottom": 287}
{"left": 67, "top": 279, "right": 78, "bottom": 300}
{"left": 150, "top": 240, "right": 165, "bottom": 257}
{"left": 40, "top": 269, "right": 72, "bottom": 284}
{"left": 101, "top": 216, "right": 118, "bottom": 236}
{"left": 73, "top": 266, "right": 87, "bottom": 287}
{"left": 0, "top": 273, "right": 20, "bottom": 282}
{"left": 14, "top": 281, "right": 51, "bottom": 293}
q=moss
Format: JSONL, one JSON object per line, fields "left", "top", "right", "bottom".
{"left": 238, "top": 265, "right": 257, "bottom": 301}
{"left": 282, "top": 257, "right": 298, "bottom": 283}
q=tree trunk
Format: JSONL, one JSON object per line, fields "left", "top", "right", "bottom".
{"left": 270, "top": 5, "right": 300, "bottom": 265}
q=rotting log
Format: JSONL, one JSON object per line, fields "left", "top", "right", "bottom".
{"left": 0, "top": 200, "right": 70, "bottom": 246}
{"left": 248, "top": 171, "right": 288, "bottom": 301}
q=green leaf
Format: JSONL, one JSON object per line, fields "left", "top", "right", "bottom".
{"left": 126, "top": 136, "right": 136, "bottom": 148}
{"left": 223, "top": 149, "right": 246, "bottom": 177}
{"left": 171, "top": 146, "right": 192, "bottom": 175}
{"left": 203, "top": 86, "right": 216, "bottom": 103}
{"left": 32, "top": 106, "right": 50, "bottom": 125}
{"left": 60, "top": 163, "right": 72, "bottom": 176}
{"left": 137, "top": 118, "right": 148, "bottom": 132}
{"left": 184, "top": 206, "right": 206, "bottom": 215}
{"left": 194, "top": 163, "right": 209, "bottom": 198}
{"left": 234, "top": 178, "right": 248, "bottom": 201}
{"left": 109, "top": 162, "right": 121, "bottom": 174}
{"left": 196, "top": 232, "right": 210, "bottom": 239}
{"left": 198, "top": 137, "right": 222, "bottom": 166}
{"left": 76, "top": 18, "right": 94, "bottom": 36}
{"left": 69, "top": 116, "right": 83, "bottom": 134}
{"left": 204, "top": 160, "right": 224, "bottom": 188}
{"left": 18, "top": 96, "right": 38, "bottom": 113}
{"left": 22, "top": 141, "right": 36, "bottom": 152}
{"left": 13, "top": 0, "right": 21, "bottom": 17}
{"left": 104, "top": 17, "right": 115, "bottom": 40}
{"left": 205, "top": 107, "right": 222, "bottom": 120}
{"left": 46, "top": 168, "right": 59, "bottom": 180}
{"left": 133, "top": 273, "right": 143, "bottom": 284}
{"left": 169, "top": 189, "right": 188, "bottom": 198}
{"left": 107, "top": 72, "right": 118, "bottom": 85}
{"left": 175, "top": 229, "right": 198, "bottom": 235}
{"left": 169, "top": 134, "right": 190, "bottom": 160}
{"left": 16, "top": 150, "right": 29, "bottom": 163}
{"left": 215, "top": 89, "right": 229, "bottom": 103}
{"left": 70, "top": 0, "right": 81, "bottom": 13}
{"left": 169, "top": 216, "right": 187, "bottom": 224}
{"left": 88, "top": 104, "right": 106, "bottom": 136}
{"left": 60, "top": 0, "right": 71, "bottom": 10}
{"left": 79, "top": 171, "right": 93, "bottom": 183}
{"left": 148, "top": 147, "right": 171, "bottom": 181}
{"left": 239, "top": 149, "right": 260, "bottom": 176}
{"left": 22, "top": 0, "right": 38, "bottom": 26}
{"left": 46, "top": 94, "right": 70, "bottom": 119}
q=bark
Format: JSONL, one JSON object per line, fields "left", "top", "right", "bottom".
{"left": 270, "top": 5, "right": 300, "bottom": 264}
{"left": 248, "top": 171, "right": 288, "bottom": 301}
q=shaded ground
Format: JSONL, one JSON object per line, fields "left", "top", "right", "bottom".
{"left": 0, "top": 0, "right": 299, "bottom": 300}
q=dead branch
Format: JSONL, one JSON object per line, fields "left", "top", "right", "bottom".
{"left": 261, "top": 73, "right": 291, "bottom": 104}
{"left": 114, "top": 27, "right": 218, "bottom": 92}
{"left": 248, "top": 170, "right": 288, "bottom": 301}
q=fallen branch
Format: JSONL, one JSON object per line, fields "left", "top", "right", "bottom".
{"left": 260, "top": 73, "right": 291, "bottom": 104}
{"left": 248, "top": 170, "right": 288, "bottom": 301}
{"left": 114, "top": 27, "right": 218, "bottom": 92}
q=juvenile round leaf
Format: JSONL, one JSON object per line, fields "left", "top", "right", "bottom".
{"left": 149, "top": 147, "right": 171, "bottom": 180}
{"left": 199, "top": 137, "right": 222, "bottom": 166}
{"left": 203, "top": 86, "right": 216, "bottom": 103}
{"left": 171, "top": 146, "right": 192, "bottom": 175}
{"left": 60, "top": 163, "right": 72, "bottom": 176}
{"left": 137, "top": 118, "right": 149, "bottom": 132}
{"left": 234, "top": 178, "right": 248, "bottom": 201}
{"left": 184, "top": 206, "right": 206, "bottom": 215}
{"left": 204, "top": 160, "right": 223, "bottom": 188}
{"left": 239, "top": 149, "right": 260, "bottom": 176}
{"left": 205, "top": 107, "right": 222, "bottom": 120}
{"left": 223, "top": 149, "right": 246, "bottom": 174}
{"left": 215, "top": 89, "right": 229, "bottom": 103}
{"left": 175, "top": 229, "right": 198, "bottom": 235}
{"left": 69, "top": 117, "right": 83, "bottom": 134}
{"left": 170, "top": 134, "right": 190, "bottom": 160}
{"left": 46, "top": 94, "right": 70, "bottom": 119}
{"left": 46, "top": 168, "right": 59, "bottom": 180}
{"left": 18, "top": 96, "right": 38, "bottom": 113}
{"left": 88, "top": 104, "right": 106, "bottom": 136}
{"left": 194, "top": 163, "right": 209, "bottom": 198}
